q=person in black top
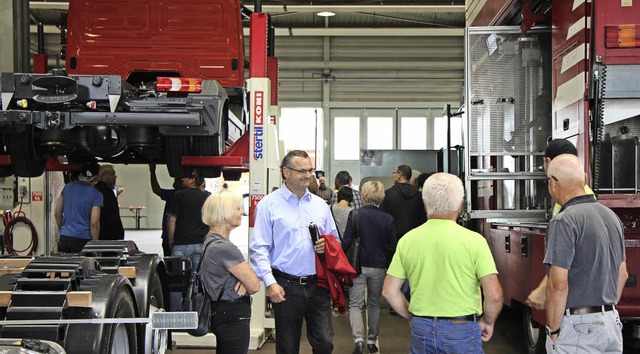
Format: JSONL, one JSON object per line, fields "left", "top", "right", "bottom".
{"left": 149, "top": 164, "right": 184, "bottom": 256}
{"left": 166, "top": 169, "right": 210, "bottom": 311}
{"left": 379, "top": 164, "right": 427, "bottom": 239}
{"left": 95, "top": 164, "right": 124, "bottom": 240}
{"left": 379, "top": 164, "right": 426, "bottom": 305}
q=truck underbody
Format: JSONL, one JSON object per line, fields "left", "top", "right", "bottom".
{"left": 0, "top": 72, "right": 245, "bottom": 178}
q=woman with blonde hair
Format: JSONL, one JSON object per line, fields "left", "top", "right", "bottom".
{"left": 200, "top": 190, "right": 260, "bottom": 353}
{"left": 342, "top": 181, "right": 397, "bottom": 354}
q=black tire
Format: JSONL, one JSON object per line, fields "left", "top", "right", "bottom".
{"left": 101, "top": 289, "right": 138, "bottom": 354}
{"left": 149, "top": 273, "right": 165, "bottom": 310}
{"left": 0, "top": 167, "right": 11, "bottom": 177}
{"left": 523, "top": 306, "right": 545, "bottom": 354}
{"left": 6, "top": 127, "right": 47, "bottom": 177}
{"left": 223, "top": 170, "right": 242, "bottom": 181}
{"left": 164, "top": 136, "right": 192, "bottom": 178}
{"left": 193, "top": 135, "right": 221, "bottom": 178}
{"left": 143, "top": 273, "right": 168, "bottom": 354}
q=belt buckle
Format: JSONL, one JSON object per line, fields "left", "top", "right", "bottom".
{"left": 298, "top": 276, "right": 308, "bottom": 285}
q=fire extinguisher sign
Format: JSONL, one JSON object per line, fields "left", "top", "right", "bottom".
{"left": 31, "top": 192, "right": 43, "bottom": 202}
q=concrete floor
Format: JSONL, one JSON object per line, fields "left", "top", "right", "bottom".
{"left": 167, "top": 303, "right": 528, "bottom": 353}
{"left": 126, "top": 230, "right": 528, "bottom": 354}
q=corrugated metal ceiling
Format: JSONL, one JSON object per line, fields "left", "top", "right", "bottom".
{"left": 28, "top": 0, "right": 466, "bottom": 32}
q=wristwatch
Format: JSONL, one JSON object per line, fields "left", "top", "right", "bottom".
{"left": 545, "top": 326, "right": 560, "bottom": 336}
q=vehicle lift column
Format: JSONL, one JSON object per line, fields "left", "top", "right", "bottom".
{"left": 247, "top": 8, "right": 282, "bottom": 349}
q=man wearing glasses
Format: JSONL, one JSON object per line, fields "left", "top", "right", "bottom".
{"left": 250, "top": 150, "right": 339, "bottom": 354}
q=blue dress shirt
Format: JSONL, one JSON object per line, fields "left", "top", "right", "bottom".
{"left": 250, "top": 184, "right": 339, "bottom": 287}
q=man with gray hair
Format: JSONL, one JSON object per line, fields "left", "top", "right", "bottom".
{"left": 543, "top": 154, "right": 627, "bottom": 353}
{"left": 382, "top": 173, "right": 503, "bottom": 353}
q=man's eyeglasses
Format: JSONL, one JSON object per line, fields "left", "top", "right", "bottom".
{"left": 544, "top": 175, "right": 559, "bottom": 185}
{"left": 286, "top": 166, "right": 315, "bottom": 174}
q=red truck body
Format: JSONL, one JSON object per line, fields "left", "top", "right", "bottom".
{"left": 468, "top": 0, "right": 640, "bottom": 351}
{"left": 65, "top": 0, "right": 245, "bottom": 88}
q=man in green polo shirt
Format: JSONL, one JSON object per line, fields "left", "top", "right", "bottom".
{"left": 382, "top": 173, "right": 503, "bottom": 353}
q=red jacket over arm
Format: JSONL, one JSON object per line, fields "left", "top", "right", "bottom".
{"left": 316, "top": 235, "right": 357, "bottom": 314}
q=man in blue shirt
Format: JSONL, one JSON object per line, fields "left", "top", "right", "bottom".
{"left": 54, "top": 166, "right": 103, "bottom": 253}
{"left": 250, "top": 150, "right": 339, "bottom": 354}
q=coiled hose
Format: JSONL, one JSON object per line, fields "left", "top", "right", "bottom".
{"left": 2, "top": 199, "right": 38, "bottom": 255}
{"left": 592, "top": 63, "right": 607, "bottom": 194}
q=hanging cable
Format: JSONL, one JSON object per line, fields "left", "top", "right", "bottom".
{"left": 2, "top": 195, "right": 38, "bottom": 256}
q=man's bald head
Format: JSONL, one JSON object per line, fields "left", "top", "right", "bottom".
{"left": 547, "top": 154, "right": 587, "bottom": 205}
{"left": 548, "top": 154, "right": 584, "bottom": 186}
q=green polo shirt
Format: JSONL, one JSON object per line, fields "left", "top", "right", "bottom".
{"left": 387, "top": 219, "right": 497, "bottom": 317}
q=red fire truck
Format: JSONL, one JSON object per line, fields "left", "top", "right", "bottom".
{"left": 466, "top": 0, "right": 640, "bottom": 352}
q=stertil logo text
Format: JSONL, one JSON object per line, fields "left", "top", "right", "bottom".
{"left": 253, "top": 126, "right": 264, "bottom": 160}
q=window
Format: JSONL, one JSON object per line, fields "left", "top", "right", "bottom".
{"left": 400, "top": 117, "right": 427, "bottom": 150}
{"left": 334, "top": 117, "right": 360, "bottom": 160}
{"left": 367, "top": 117, "right": 393, "bottom": 149}
{"left": 279, "top": 108, "right": 318, "bottom": 152}
{"left": 433, "top": 116, "right": 463, "bottom": 149}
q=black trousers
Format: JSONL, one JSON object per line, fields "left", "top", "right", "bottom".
{"left": 161, "top": 236, "right": 171, "bottom": 257}
{"left": 58, "top": 236, "right": 90, "bottom": 253}
{"left": 211, "top": 301, "right": 251, "bottom": 354}
{"left": 272, "top": 276, "right": 334, "bottom": 354}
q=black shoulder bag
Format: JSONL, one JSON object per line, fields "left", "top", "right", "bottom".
{"left": 182, "top": 239, "right": 227, "bottom": 337}
{"left": 345, "top": 209, "right": 361, "bottom": 275}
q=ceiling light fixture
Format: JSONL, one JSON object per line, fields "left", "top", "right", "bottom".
{"left": 316, "top": 11, "right": 335, "bottom": 17}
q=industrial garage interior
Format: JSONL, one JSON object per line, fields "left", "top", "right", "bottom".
{"left": 0, "top": 0, "right": 639, "bottom": 353}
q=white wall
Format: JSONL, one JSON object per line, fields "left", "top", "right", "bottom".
{"left": 115, "top": 164, "right": 174, "bottom": 230}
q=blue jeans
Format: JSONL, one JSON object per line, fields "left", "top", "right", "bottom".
{"left": 410, "top": 317, "right": 483, "bottom": 354}
{"left": 170, "top": 243, "right": 203, "bottom": 311}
